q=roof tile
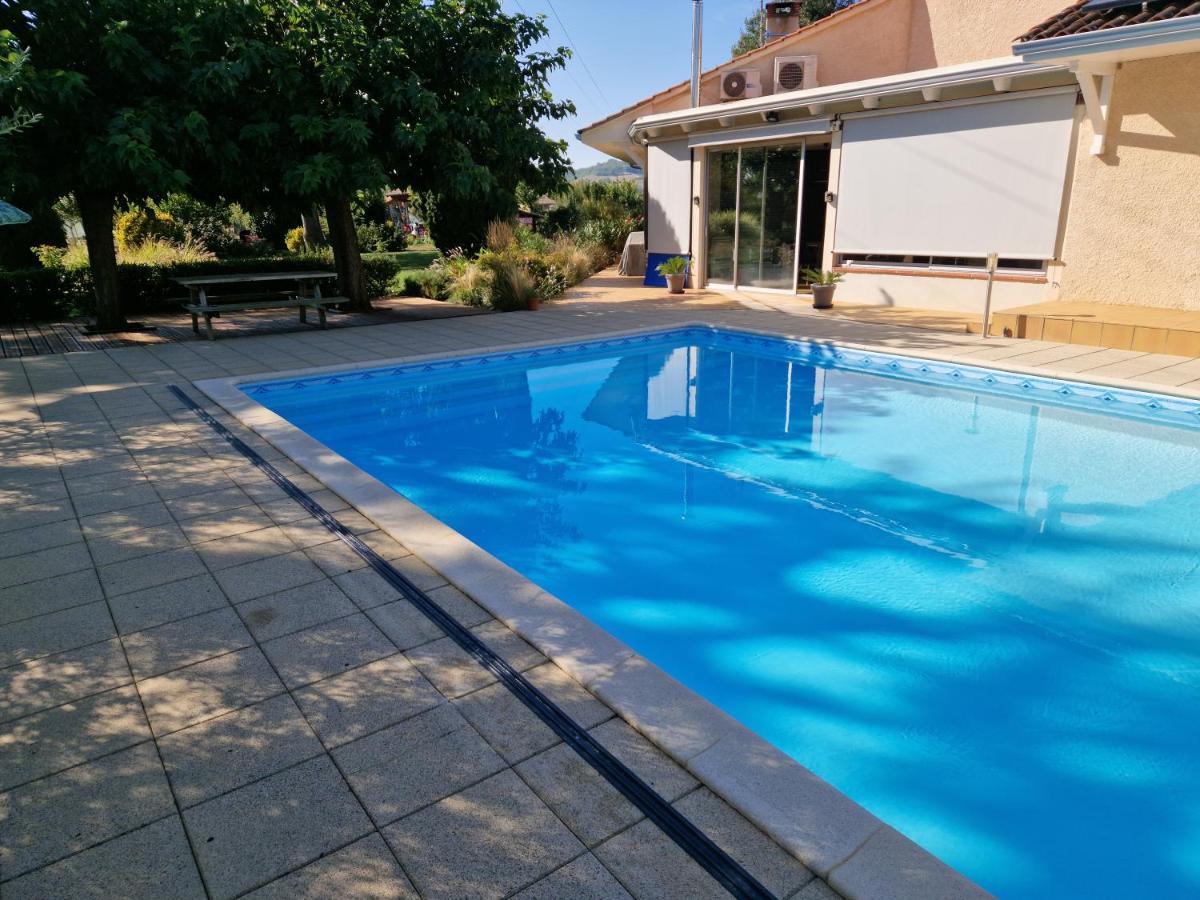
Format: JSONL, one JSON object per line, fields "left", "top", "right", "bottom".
{"left": 1016, "top": 0, "right": 1200, "bottom": 43}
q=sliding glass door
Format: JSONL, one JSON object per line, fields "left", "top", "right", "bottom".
{"left": 704, "top": 143, "right": 806, "bottom": 291}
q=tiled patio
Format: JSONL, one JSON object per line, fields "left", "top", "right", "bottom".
{"left": 5, "top": 273, "right": 1200, "bottom": 899}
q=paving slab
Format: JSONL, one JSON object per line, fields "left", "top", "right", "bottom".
{"left": 334, "top": 703, "right": 505, "bottom": 826}
{"left": 85, "top": 521, "right": 191, "bottom": 567}
{"left": 0, "top": 685, "right": 151, "bottom": 790}
{"left": 183, "top": 754, "right": 373, "bottom": 899}
{"left": 406, "top": 622, "right": 544, "bottom": 700}
{"left": 107, "top": 573, "right": 230, "bottom": 635}
{"left": 214, "top": 549, "right": 327, "bottom": 603}
{"left": 0, "top": 542, "right": 94, "bottom": 592}
{"left": 334, "top": 567, "right": 403, "bottom": 610}
{"left": 383, "top": 769, "right": 584, "bottom": 900}
{"left": 1, "top": 815, "right": 205, "bottom": 900}
{"left": 0, "top": 742, "right": 175, "bottom": 879}
{"left": 194, "top": 526, "right": 299, "bottom": 571}
{"left": 237, "top": 578, "right": 358, "bottom": 642}
{"left": 260, "top": 613, "right": 396, "bottom": 689}
{"left": 138, "top": 646, "right": 284, "bottom": 735}
{"left": 0, "top": 569, "right": 104, "bottom": 628}
{"left": 512, "top": 852, "right": 634, "bottom": 900}
{"left": 0, "top": 519, "right": 83, "bottom": 561}
{"left": 244, "top": 833, "right": 417, "bottom": 899}
{"left": 293, "top": 654, "right": 442, "bottom": 748}
{"left": 97, "top": 546, "right": 208, "bottom": 598}
{"left": 0, "top": 638, "right": 131, "bottom": 723}
{"left": 366, "top": 598, "right": 446, "bottom": 650}
{"left": 594, "top": 817, "right": 729, "bottom": 900}
{"left": 121, "top": 606, "right": 253, "bottom": 679}
{"left": 157, "top": 694, "right": 323, "bottom": 808}
{"left": 0, "top": 601, "right": 115, "bottom": 668}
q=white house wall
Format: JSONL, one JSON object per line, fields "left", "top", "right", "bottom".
{"left": 646, "top": 139, "right": 693, "bottom": 257}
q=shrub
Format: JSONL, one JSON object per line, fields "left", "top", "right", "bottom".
{"left": 485, "top": 219, "right": 517, "bottom": 252}
{"left": 356, "top": 221, "right": 409, "bottom": 254}
{"left": 478, "top": 251, "right": 537, "bottom": 312}
{"left": 114, "top": 208, "right": 185, "bottom": 252}
{"left": 284, "top": 227, "right": 307, "bottom": 254}
{"left": 119, "top": 237, "right": 217, "bottom": 266}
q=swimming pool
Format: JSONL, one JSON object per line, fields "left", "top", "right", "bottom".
{"left": 245, "top": 327, "right": 1200, "bottom": 898}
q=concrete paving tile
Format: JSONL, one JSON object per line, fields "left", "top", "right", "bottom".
{"left": 149, "top": 469, "right": 236, "bottom": 500}
{"left": 236, "top": 578, "right": 357, "bottom": 642}
{"left": 276, "top": 516, "right": 340, "bottom": 549}
{"left": 0, "top": 742, "right": 175, "bottom": 879}
{"left": 594, "top": 818, "right": 729, "bottom": 900}
{"left": 107, "top": 572, "right": 230, "bottom": 635}
{"left": 453, "top": 675, "right": 582, "bottom": 767}
{"left": 258, "top": 496, "right": 316, "bottom": 525}
{"left": 304, "top": 539, "right": 371, "bottom": 576}
{"left": 138, "top": 646, "right": 284, "bottom": 735}
{"left": 244, "top": 832, "right": 417, "bottom": 899}
{"left": 261, "top": 613, "right": 396, "bottom": 689}
{"left": 72, "top": 482, "right": 161, "bottom": 518}
{"left": 0, "top": 478, "right": 68, "bottom": 507}
{"left": 122, "top": 606, "right": 253, "bottom": 679}
{"left": 366, "top": 598, "right": 445, "bottom": 649}
{"left": 426, "top": 583, "right": 491, "bottom": 626}
{"left": 177, "top": 505, "right": 276, "bottom": 543}
{"left": 791, "top": 879, "right": 844, "bottom": 900}
{"left": 1, "top": 814, "right": 206, "bottom": 900}
{"left": 158, "top": 694, "right": 323, "bottom": 808}
{"left": 183, "top": 755, "right": 373, "bottom": 900}
{"left": 0, "top": 601, "right": 115, "bottom": 668}
{"left": 675, "top": 788, "right": 815, "bottom": 898}
{"left": 0, "top": 685, "right": 150, "bottom": 791}
{"left": 333, "top": 704, "right": 505, "bottom": 826}
{"left": 214, "top": 550, "right": 326, "bottom": 603}
{"left": 0, "top": 639, "right": 131, "bottom": 724}
{"left": 512, "top": 853, "right": 633, "bottom": 900}
{"left": 195, "top": 526, "right": 299, "bottom": 571}
{"left": 590, "top": 718, "right": 698, "bottom": 801}
{"left": 333, "top": 567, "right": 401, "bottom": 610}
{"left": 79, "top": 500, "right": 174, "bottom": 538}
{"left": 165, "top": 485, "right": 257, "bottom": 521}
{"left": 65, "top": 468, "right": 150, "bottom": 498}
{"left": 406, "top": 622, "right": 544, "bottom": 699}
{"left": 86, "top": 521, "right": 190, "bottom": 566}
{"left": 98, "top": 546, "right": 207, "bottom": 598}
{"left": 0, "top": 519, "right": 83, "bottom": 561}
{"left": 0, "top": 542, "right": 94, "bottom": 591}
{"left": 294, "top": 655, "right": 442, "bottom": 748}
{"left": 388, "top": 553, "right": 450, "bottom": 592}
{"left": 0, "top": 500, "right": 75, "bottom": 534}
{"left": 0, "top": 569, "right": 104, "bottom": 627}
{"left": 383, "top": 769, "right": 584, "bottom": 900}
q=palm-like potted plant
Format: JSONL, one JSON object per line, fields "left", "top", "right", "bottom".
{"left": 801, "top": 268, "right": 843, "bottom": 309}
{"left": 656, "top": 256, "right": 689, "bottom": 295}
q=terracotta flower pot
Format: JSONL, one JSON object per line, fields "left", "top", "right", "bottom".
{"left": 811, "top": 284, "right": 836, "bottom": 309}
{"left": 526, "top": 296, "right": 541, "bottom": 311}
{"left": 664, "top": 273, "right": 686, "bottom": 295}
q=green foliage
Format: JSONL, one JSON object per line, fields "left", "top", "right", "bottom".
{"left": 114, "top": 208, "right": 185, "bottom": 252}
{"left": 151, "top": 194, "right": 254, "bottom": 254}
{"left": 656, "top": 256, "right": 689, "bottom": 276}
{"left": 0, "top": 251, "right": 422, "bottom": 323}
{"left": 801, "top": 267, "right": 843, "bottom": 285}
{"left": 543, "top": 180, "right": 643, "bottom": 258}
{"left": 731, "top": 10, "right": 765, "bottom": 58}
{"left": 355, "top": 221, "right": 409, "bottom": 254}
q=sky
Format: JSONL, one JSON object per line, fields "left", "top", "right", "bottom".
{"left": 501, "top": 0, "right": 762, "bottom": 168}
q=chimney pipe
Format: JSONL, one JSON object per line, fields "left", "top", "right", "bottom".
{"left": 691, "top": 0, "right": 703, "bottom": 107}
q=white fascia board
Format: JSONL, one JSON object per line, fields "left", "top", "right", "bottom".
{"left": 627, "top": 57, "right": 1069, "bottom": 142}
{"left": 1014, "top": 14, "right": 1200, "bottom": 65}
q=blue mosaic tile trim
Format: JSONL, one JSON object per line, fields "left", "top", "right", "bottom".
{"left": 242, "top": 325, "right": 1200, "bottom": 429}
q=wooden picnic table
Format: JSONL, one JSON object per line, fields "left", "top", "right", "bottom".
{"left": 173, "top": 271, "right": 344, "bottom": 340}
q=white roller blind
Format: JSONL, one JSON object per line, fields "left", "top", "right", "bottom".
{"left": 833, "top": 91, "right": 1076, "bottom": 259}
{"left": 646, "top": 139, "right": 692, "bottom": 256}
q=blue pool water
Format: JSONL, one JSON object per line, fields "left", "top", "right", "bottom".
{"left": 247, "top": 328, "right": 1200, "bottom": 897}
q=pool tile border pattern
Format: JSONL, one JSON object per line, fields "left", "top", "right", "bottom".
{"left": 196, "top": 322, "right": 1130, "bottom": 900}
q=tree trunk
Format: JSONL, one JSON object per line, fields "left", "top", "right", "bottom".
{"left": 77, "top": 192, "right": 126, "bottom": 331}
{"left": 301, "top": 205, "right": 326, "bottom": 251}
{"left": 325, "top": 196, "right": 369, "bottom": 311}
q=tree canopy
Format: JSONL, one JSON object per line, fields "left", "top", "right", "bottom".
{"left": 730, "top": 1, "right": 856, "bottom": 58}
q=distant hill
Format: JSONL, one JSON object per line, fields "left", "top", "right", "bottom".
{"left": 571, "top": 160, "right": 642, "bottom": 182}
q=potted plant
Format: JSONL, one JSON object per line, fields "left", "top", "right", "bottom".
{"left": 656, "top": 256, "right": 689, "bottom": 294}
{"left": 802, "top": 268, "right": 843, "bottom": 309}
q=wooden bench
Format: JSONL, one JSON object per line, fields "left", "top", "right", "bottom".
{"left": 173, "top": 271, "right": 343, "bottom": 340}
{"left": 185, "top": 296, "right": 347, "bottom": 340}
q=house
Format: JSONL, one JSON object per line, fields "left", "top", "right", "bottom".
{"left": 578, "top": 0, "right": 1200, "bottom": 313}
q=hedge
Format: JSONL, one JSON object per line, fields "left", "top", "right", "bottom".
{"left": 0, "top": 252, "right": 425, "bottom": 324}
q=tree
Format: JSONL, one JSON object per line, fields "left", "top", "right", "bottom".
{"left": 0, "top": 4, "right": 229, "bottom": 329}
{"left": 730, "top": 1, "right": 856, "bottom": 58}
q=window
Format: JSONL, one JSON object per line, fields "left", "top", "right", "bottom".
{"left": 837, "top": 254, "right": 1046, "bottom": 275}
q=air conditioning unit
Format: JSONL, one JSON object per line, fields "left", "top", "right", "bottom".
{"left": 720, "top": 69, "right": 763, "bottom": 102}
{"left": 774, "top": 56, "right": 818, "bottom": 94}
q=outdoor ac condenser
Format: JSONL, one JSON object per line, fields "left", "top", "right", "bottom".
{"left": 720, "top": 69, "right": 763, "bottom": 102}
{"left": 773, "top": 56, "right": 818, "bottom": 94}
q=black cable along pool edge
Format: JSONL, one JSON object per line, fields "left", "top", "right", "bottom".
{"left": 169, "top": 384, "right": 777, "bottom": 900}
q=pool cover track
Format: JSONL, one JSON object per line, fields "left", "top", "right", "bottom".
{"left": 193, "top": 322, "right": 1200, "bottom": 900}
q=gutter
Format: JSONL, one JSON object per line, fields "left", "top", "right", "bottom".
{"left": 1014, "top": 13, "right": 1200, "bottom": 64}
{"left": 627, "top": 58, "right": 1070, "bottom": 143}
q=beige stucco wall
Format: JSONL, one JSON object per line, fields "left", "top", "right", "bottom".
{"left": 905, "top": 0, "right": 1068, "bottom": 69}
{"left": 1057, "top": 53, "right": 1200, "bottom": 308}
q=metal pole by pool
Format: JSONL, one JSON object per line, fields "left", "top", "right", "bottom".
{"left": 981, "top": 251, "right": 999, "bottom": 338}
{"left": 691, "top": 1, "right": 703, "bottom": 107}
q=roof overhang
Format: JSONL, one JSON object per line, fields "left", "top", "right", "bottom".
{"left": 1014, "top": 13, "right": 1200, "bottom": 66}
{"left": 625, "top": 58, "right": 1074, "bottom": 146}
{"left": 1013, "top": 15, "right": 1200, "bottom": 156}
